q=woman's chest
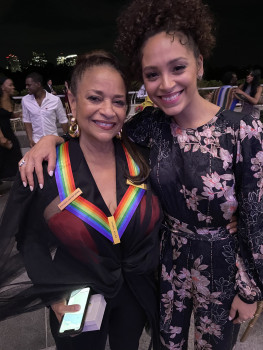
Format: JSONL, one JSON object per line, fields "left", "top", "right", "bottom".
{"left": 149, "top": 122, "right": 237, "bottom": 199}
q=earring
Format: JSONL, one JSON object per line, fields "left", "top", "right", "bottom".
{"left": 197, "top": 75, "right": 203, "bottom": 81}
{"left": 69, "top": 117, "right": 80, "bottom": 138}
{"left": 115, "top": 129, "right": 122, "bottom": 139}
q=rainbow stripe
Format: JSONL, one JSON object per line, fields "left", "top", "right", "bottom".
{"left": 55, "top": 142, "right": 146, "bottom": 243}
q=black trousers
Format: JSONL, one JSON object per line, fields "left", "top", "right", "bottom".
{"left": 50, "top": 282, "right": 147, "bottom": 350}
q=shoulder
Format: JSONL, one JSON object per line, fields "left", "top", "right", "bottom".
{"left": 218, "top": 109, "right": 247, "bottom": 125}
{"left": 45, "top": 92, "right": 63, "bottom": 108}
{"left": 126, "top": 107, "right": 168, "bottom": 127}
{"left": 22, "top": 94, "right": 31, "bottom": 103}
{"left": 46, "top": 91, "right": 58, "bottom": 101}
{"left": 218, "top": 109, "right": 262, "bottom": 131}
{"left": 220, "top": 109, "right": 245, "bottom": 121}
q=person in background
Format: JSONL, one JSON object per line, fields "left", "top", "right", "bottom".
{"left": 135, "top": 95, "right": 157, "bottom": 113}
{"left": 210, "top": 71, "right": 238, "bottom": 110}
{"left": 0, "top": 76, "right": 22, "bottom": 181}
{"left": 234, "top": 69, "right": 263, "bottom": 119}
{"left": 45, "top": 79, "right": 57, "bottom": 95}
{"left": 63, "top": 80, "right": 72, "bottom": 116}
{"left": 22, "top": 72, "right": 68, "bottom": 147}
{"left": 0, "top": 51, "right": 163, "bottom": 350}
{"left": 136, "top": 84, "right": 147, "bottom": 100}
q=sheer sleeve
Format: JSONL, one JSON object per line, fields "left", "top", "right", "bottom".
{"left": 0, "top": 175, "right": 35, "bottom": 285}
{"left": 0, "top": 168, "right": 84, "bottom": 320}
{"left": 124, "top": 107, "right": 156, "bottom": 146}
{"left": 234, "top": 116, "right": 263, "bottom": 302}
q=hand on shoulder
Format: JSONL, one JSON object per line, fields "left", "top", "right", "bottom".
{"left": 19, "top": 135, "right": 64, "bottom": 190}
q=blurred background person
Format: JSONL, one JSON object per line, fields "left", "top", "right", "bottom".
{"left": 210, "top": 71, "right": 238, "bottom": 110}
{"left": 63, "top": 80, "right": 72, "bottom": 116}
{"left": 22, "top": 72, "right": 68, "bottom": 147}
{"left": 0, "top": 76, "right": 22, "bottom": 181}
{"left": 234, "top": 69, "right": 262, "bottom": 119}
{"left": 45, "top": 78, "right": 57, "bottom": 95}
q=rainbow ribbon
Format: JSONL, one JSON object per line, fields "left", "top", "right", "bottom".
{"left": 55, "top": 142, "right": 146, "bottom": 244}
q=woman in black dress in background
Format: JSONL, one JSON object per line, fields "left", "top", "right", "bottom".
{"left": 0, "top": 76, "right": 22, "bottom": 180}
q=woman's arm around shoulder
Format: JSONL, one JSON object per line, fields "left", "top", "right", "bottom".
{"left": 19, "top": 135, "right": 64, "bottom": 189}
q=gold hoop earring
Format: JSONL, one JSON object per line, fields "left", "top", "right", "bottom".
{"left": 69, "top": 117, "right": 80, "bottom": 138}
{"left": 115, "top": 129, "right": 122, "bottom": 139}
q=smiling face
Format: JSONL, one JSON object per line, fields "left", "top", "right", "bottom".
{"left": 69, "top": 65, "right": 127, "bottom": 146}
{"left": 1, "top": 79, "right": 15, "bottom": 96}
{"left": 141, "top": 31, "right": 203, "bottom": 119}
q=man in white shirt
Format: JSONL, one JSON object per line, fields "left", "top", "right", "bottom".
{"left": 22, "top": 72, "right": 68, "bottom": 147}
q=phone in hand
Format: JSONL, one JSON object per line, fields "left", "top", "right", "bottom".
{"left": 58, "top": 287, "right": 91, "bottom": 336}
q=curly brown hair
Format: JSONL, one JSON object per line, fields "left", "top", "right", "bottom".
{"left": 115, "top": 0, "right": 215, "bottom": 79}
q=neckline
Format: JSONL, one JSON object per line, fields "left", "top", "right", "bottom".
{"left": 170, "top": 107, "right": 224, "bottom": 131}
{"left": 70, "top": 138, "right": 121, "bottom": 218}
{"left": 55, "top": 141, "right": 146, "bottom": 244}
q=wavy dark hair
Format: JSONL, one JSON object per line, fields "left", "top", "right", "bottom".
{"left": 0, "top": 76, "right": 8, "bottom": 99}
{"left": 115, "top": 0, "right": 216, "bottom": 80}
{"left": 242, "top": 69, "right": 261, "bottom": 97}
{"left": 70, "top": 50, "right": 150, "bottom": 184}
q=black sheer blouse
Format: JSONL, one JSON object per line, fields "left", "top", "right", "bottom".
{"left": 0, "top": 139, "right": 163, "bottom": 332}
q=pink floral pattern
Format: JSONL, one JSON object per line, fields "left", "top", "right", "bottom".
{"left": 127, "top": 108, "right": 263, "bottom": 349}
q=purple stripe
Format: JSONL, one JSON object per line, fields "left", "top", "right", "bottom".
{"left": 67, "top": 205, "right": 113, "bottom": 242}
{"left": 118, "top": 189, "right": 145, "bottom": 236}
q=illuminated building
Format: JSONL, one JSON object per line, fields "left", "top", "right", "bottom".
{"left": 6, "top": 54, "right": 22, "bottom": 72}
{"left": 56, "top": 54, "right": 77, "bottom": 66}
{"left": 30, "top": 51, "right": 48, "bottom": 67}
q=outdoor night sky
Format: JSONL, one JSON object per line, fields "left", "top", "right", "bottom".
{"left": 0, "top": 0, "right": 262, "bottom": 71}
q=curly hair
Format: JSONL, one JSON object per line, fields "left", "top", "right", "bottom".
{"left": 115, "top": 0, "right": 215, "bottom": 79}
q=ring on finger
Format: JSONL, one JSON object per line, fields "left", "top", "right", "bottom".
{"left": 19, "top": 159, "right": 26, "bottom": 167}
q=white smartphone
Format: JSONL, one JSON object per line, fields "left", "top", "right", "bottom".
{"left": 58, "top": 287, "right": 91, "bottom": 336}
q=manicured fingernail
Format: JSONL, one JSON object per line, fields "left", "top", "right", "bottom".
{"left": 23, "top": 182, "right": 27, "bottom": 187}
{"left": 49, "top": 170, "right": 53, "bottom": 177}
{"left": 30, "top": 186, "right": 33, "bottom": 192}
{"left": 39, "top": 184, "right": 43, "bottom": 189}
{"left": 228, "top": 316, "right": 233, "bottom": 321}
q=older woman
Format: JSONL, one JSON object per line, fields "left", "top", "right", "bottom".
{"left": 0, "top": 51, "right": 163, "bottom": 350}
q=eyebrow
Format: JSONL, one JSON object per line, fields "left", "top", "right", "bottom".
{"left": 143, "top": 57, "right": 187, "bottom": 71}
